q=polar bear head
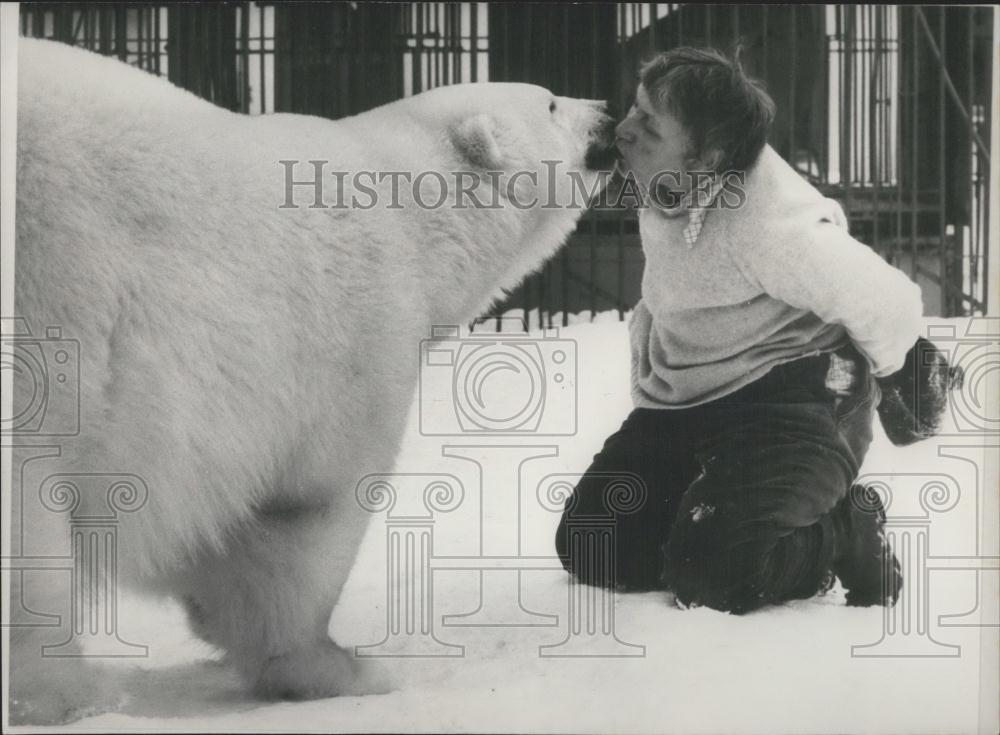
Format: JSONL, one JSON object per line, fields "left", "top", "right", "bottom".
{"left": 389, "top": 83, "right": 618, "bottom": 318}
{"left": 416, "top": 82, "right": 617, "bottom": 205}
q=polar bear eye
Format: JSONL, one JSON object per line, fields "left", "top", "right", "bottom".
{"left": 549, "top": 99, "right": 556, "bottom": 114}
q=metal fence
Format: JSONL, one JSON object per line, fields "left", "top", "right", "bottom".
{"left": 19, "top": 2, "right": 995, "bottom": 320}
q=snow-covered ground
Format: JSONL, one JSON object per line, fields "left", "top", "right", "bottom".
{"left": 45, "top": 314, "right": 1000, "bottom": 733}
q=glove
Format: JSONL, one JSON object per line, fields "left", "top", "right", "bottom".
{"left": 875, "top": 336, "right": 963, "bottom": 446}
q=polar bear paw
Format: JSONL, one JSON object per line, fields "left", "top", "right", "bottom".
{"left": 252, "top": 640, "right": 392, "bottom": 701}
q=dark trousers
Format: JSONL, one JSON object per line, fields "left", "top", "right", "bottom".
{"left": 555, "top": 348, "right": 880, "bottom": 614}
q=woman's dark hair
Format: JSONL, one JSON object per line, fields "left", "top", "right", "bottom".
{"left": 639, "top": 46, "right": 775, "bottom": 174}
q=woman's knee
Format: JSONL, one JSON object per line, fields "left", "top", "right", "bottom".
{"left": 665, "top": 521, "right": 831, "bottom": 614}
{"left": 555, "top": 472, "right": 665, "bottom": 590}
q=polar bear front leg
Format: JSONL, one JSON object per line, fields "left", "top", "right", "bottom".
{"left": 176, "top": 503, "right": 387, "bottom": 699}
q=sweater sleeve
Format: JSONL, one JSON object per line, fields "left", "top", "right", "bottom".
{"left": 733, "top": 198, "right": 924, "bottom": 377}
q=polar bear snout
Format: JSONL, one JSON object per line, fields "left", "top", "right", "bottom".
{"left": 584, "top": 112, "right": 620, "bottom": 172}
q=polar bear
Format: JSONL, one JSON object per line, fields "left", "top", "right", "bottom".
{"left": 8, "top": 39, "right": 616, "bottom": 723}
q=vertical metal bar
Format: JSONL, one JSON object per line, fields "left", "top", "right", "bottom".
{"left": 967, "top": 7, "right": 978, "bottom": 310}
{"left": 240, "top": 2, "right": 250, "bottom": 112}
{"left": 114, "top": 4, "right": 125, "bottom": 60}
{"left": 561, "top": 248, "right": 570, "bottom": 327}
{"left": 590, "top": 229, "right": 597, "bottom": 321}
{"left": 618, "top": 2, "right": 628, "bottom": 323}
{"left": 83, "top": 5, "right": 92, "bottom": 49}
{"left": 435, "top": 3, "right": 442, "bottom": 89}
{"left": 445, "top": 2, "right": 452, "bottom": 85}
{"left": 453, "top": 3, "right": 461, "bottom": 85}
{"left": 444, "top": 3, "right": 460, "bottom": 84}
{"left": 985, "top": 8, "right": 996, "bottom": 312}
{"left": 259, "top": 2, "right": 267, "bottom": 114}
{"left": 981, "top": 78, "right": 990, "bottom": 311}
{"left": 853, "top": 6, "right": 861, "bottom": 188}
{"left": 649, "top": 2, "right": 657, "bottom": 51}
{"left": 421, "top": 3, "right": 435, "bottom": 90}
{"left": 458, "top": 2, "right": 465, "bottom": 85}
{"left": 414, "top": 2, "right": 423, "bottom": 94}
{"left": 136, "top": 6, "right": 145, "bottom": 69}
{"left": 591, "top": 4, "right": 599, "bottom": 97}
{"left": 220, "top": 3, "right": 228, "bottom": 106}
{"left": 617, "top": 227, "right": 625, "bottom": 322}
{"left": 938, "top": 7, "right": 947, "bottom": 314}
{"left": 471, "top": 1, "right": 479, "bottom": 82}
{"left": 148, "top": 5, "right": 154, "bottom": 71}
{"left": 761, "top": 5, "right": 767, "bottom": 69}
{"left": 872, "top": 6, "right": 881, "bottom": 253}
{"left": 99, "top": 5, "right": 111, "bottom": 55}
{"left": 360, "top": 3, "right": 370, "bottom": 114}
{"left": 885, "top": 6, "right": 893, "bottom": 184}
{"left": 503, "top": 3, "right": 511, "bottom": 80}
{"left": 910, "top": 7, "right": 919, "bottom": 282}
{"left": 538, "top": 266, "right": 546, "bottom": 331}
{"left": 850, "top": 6, "right": 859, "bottom": 189}
{"left": 821, "top": 6, "right": 830, "bottom": 182}
{"left": 563, "top": 3, "right": 570, "bottom": 93}
{"left": 886, "top": 11, "right": 894, "bottom": 189}
{"left": 861, "top": 5, "right": 868, "bottom": 185}
{"left": 895, "top": 6, "right": 904, "bottom": 269}
{"left": 547, "top": 261, "right": 555, "bottom": 329}
{"left": 843, "top": 7, "right": 853, "bottom": 215}
{"left": 154, "top": 4, "right": 162, "bottom": 75}
{"left": 788, "top": 6, "right": 796, "bottom": 159}
{"left": 616, "top": 3, "right": 624, "bottom": 103}
{"left": 146, "top": 4, "right": 153, "bottom": 71}
{"left": 204, "top": 4, "right": 213, "bottom": 102}
{"left": 866, "top": 5, "right": 873, "bottom": 185}
{"left": 278, "top": 3, "right": 289, "bottom": 112}
{"left": 439, "top": 3, "right": 448, "bottom": 86}
{"left": 522, "top": 276, "right": 531, "bottom": 331}
{"left": 136, "top": 5, "right": 143, "bottom": 68}
{"left": 71, "top": 7, "right": 83, "bottom": 45}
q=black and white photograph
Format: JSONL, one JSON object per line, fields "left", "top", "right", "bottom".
{"left": 1, "top": 2, "right": 997, "bottom": 732}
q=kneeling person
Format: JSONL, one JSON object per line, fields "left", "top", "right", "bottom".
{"left": 556, "top": 48, "right": 923, "bottom": 613}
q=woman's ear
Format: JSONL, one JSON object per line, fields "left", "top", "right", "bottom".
{"left": 689, "top": 147, "right": 723, "bottom": 175}
{"left": 451, "top": 114, "right": 503, "bottom": 169}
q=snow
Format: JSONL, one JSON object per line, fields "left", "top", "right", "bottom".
{"left": 49, "top": 313, "right": 998, "bottom": 733}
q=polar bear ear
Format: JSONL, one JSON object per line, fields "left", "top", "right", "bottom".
{"left": 451, "top": 114, "right": 504, "bottom": 169}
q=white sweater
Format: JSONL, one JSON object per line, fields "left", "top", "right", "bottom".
{"left": 630, "top": 145, "right": 924, "bottom": 409}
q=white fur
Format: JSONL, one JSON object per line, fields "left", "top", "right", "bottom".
{"left": 9, "top": 39, "right": 611, "bottom": 723}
